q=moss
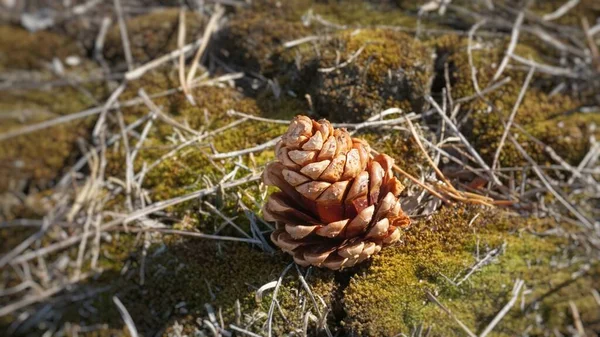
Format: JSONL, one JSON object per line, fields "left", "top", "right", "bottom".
{"left": 0, "top": 24, "right": 107, "bottom": 200}
{"left": 0, "top": 86, "right": 97, "bottom": 194}
{"left": 0, "top": 25, "right": 81, "bottom": 71}
{"left": 312, "top": 0, "right": 420, "bottom": 27}
{"left": 359, "top": 129, "right": 425, "bottom": 178}
{"left": 103, "top": 9, "right": 207, "bottom": 66}
{"left": 218, "top": 2, "right": 313, "bottom": 75}
{"left": 312, "top": 29, "right": 434, "bottom": 122}
{"left": 342, "top": 206, "right": 600, "bottom": 336}
{"left": 429, "top": 34, "right": 597, "bottom": 168}
{"left": 52, "top": 238, "right": 337, "bottom": 336}
{"left": 103, "top": 69, "right": 301, "bottom": 224}
{"left": 527, "top": 0, "right": 600, "bottom": 27}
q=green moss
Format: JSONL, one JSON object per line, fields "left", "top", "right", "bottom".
{"left": 342, "top": 206, "right": 599, "bottom": 336}
{"left": 53, "top": 238, "right": 337, "bottom": 336}
{"left": 359, "top": 129, "right": 425, "bottom": 178}
{"left": 0, "top": 25, "right": 81, "bottom": 71}
{"left": 0, "top": 87, "right": 97, "bottom": 194}
{"left": 527, "top": 0, "right": 600, "bottom": 27}
{"left": 218, "top": 3, "right": 313, "bottom": 75}
{"left": 313, "top": 0, "right": 420, "bottom": 27}
{"left": 429, "top": 34, "right": 597, "bottom": 168}
{"left": 312, "top": 29, "right": 433, "bottom": 122}
{"left": 103, "top": 9, "right": 207, "bottom": 66}
{"left": 103, "top": 69, "right": 301, "bottom": 224}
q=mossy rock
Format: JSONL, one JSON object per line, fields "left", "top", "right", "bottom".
{"left": 311, "top": 28, "right": 434, "bottom": 122}
{"left": 103, "top": 9, "right": 207, "bottom": 67}
{"left": 342, "top": 206, "right": 600, "bottom": 336}
{"left": 0, "top": 25, "right": 82, "bottom": 71}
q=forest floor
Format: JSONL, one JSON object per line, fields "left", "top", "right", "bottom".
{"left": 0, "top": 0, "right": 599, "bottom": 336}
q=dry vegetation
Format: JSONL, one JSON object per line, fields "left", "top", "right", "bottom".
{"left": 0, "top": 0, "right": 599, "bottom": 336}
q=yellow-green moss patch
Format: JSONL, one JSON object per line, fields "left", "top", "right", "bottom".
{"left": 342, "top": 206, "right": 599, "bottom": 336}
{"left": 0, "top": 25, "right": 81, "bottom": 71}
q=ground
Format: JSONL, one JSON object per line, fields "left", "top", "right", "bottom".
{"left": 0, "top": 1, "right": 599, "bottom": 336}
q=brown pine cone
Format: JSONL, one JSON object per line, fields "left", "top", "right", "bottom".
{"left": 262, "top": 116, "right": 411, "bottom": 270}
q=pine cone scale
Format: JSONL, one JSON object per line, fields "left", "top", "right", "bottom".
{"left": 264, "top": 116, "right": 411, "bottom": 270}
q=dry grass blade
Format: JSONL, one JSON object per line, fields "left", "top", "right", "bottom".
{"left": 582, "top": 17, "right": 600, "bottom": 71}
{"left": 186, "top": 5, "right": 225, "bottom": 93}
{"left": 492, "top": 11, "right": 524, "bottom": 81}
{"left": 371, "top": 148, "right": 452, "bottom": 204}
{"left": 113, "top": 0, "right": 133, "bottom": 71}
{"left": 569, "top": 300, "right": 588, "bottom": 336}
{"left": 0, "top": 220, "right": 49, "bottom": 268}
{"left": 404, "top": 116, "right": 457, "bottom": 194}
{"left": 0, "top": 76, "right": 241, "bottom": 142}
{"left": 467, "top": 19, "right": 487, "bottom": 97}
{"left": 177, "top": 7, "right": 191, "bottom": 99}
{"left": 318, "top": 45, "right": 367, "bottom": 73}
{"left": 509, "top": 135, "right": 595, "bottom": 229}
{"left": 115, "top": 228, "right": 262, "bottom": 244}
{"left": 211, "top": 137, "right": 281, "bottom": 159}
{"left": 424, "top": 290, "right": 477, "bottom": 337}
{"left": 113, "top": 296, "right": 139, "bottom": 337}
{"left": 229, "top": 324, "right": 263, "bottom": 337}
{"left": 542, "top": 0, "right": 580, "bottom": 21}
{"left": 11, "top": 173, "right": 262, "bottom": 265}
{"left": 426, "top": 95, "right": 502, "bottom": 187}
{"left": 479, "top": 279, "right": 524, "bottom": 337}
{"left": 509, "top": 54, "right": 580, "bottom": 78}
{"left": 0, "top": 272, "right": 95, "bottom": 317}
{"left": 267, "top": 263, "right": 293, "bottom": 337}
{"left": 125, "top": 40, "right": 203, "bottom": 81}
{"left": 491, "top": 66, "right": 535, "bottom": 171}
{"left": 295, "top": 265, "right": 333, "bottom": 337}
{"left": 92, "top": 83, "right": 126, "bottom": 139}
{"left": 138, "top": 88, "right": 200, "bottom": 136}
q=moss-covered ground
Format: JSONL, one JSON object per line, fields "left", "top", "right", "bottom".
{"left": 1, "top": 1, "right": 599, "bottom": 336}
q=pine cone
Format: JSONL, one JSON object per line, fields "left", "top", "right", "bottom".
{"left": 263, "top": 116, "right": 411, "bottom": 270}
